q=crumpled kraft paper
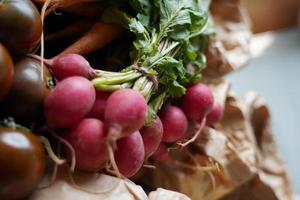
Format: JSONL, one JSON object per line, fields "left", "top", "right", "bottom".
{"left": 149, "top": 188, "right": 191, "bottom": 200}
{"left": 220, "top": 93, "right": 294, "bottom": 200}
{"left": 203, "top": 0, "right": 251, "bottom": 79}
{"left": 141, "top": 80, "right": 294, "bottom": 200}
{"left": 28, "top": 168, "right": 191, "bottom": 200}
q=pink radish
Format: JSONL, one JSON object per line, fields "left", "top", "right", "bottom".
{"left": 178, "top": 83, "right": 214, "bottom": 146}
{"left": 140, "top": 117, "right": 163, "bottom": 158}
{"left": 114, "top": 131, "right": 145, "bottom": 178}
{"left": 87, "top": 91, "right": 110, "bottom": 120}
{"left": 64, "top": 118, "right": 108, "bottom": 172}
{"left": 159, "top": 105, "right": 188, "bottom": 143}
{"left": 206, "top": 102, "right": 224, "bottom": 126}
{"left": 180, "top": 83, "right": 214, "bottom": 121}
{"left": 44, "top": 76, "right": 96, "bottom": 128}
{"left": 105, "top": 89, "right": 148, "bottom": 139}
{"left": 28, "top": 54, "right": 95, "bottom": 80}
{"left": 51, "top": 53, "right": 96, "bottom": 80}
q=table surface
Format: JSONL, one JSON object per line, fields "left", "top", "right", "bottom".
{"left": 227, "top": 28, "right": 300, "bottom": 195}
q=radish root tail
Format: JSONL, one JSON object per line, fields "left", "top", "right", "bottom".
{"left": 47, "top": 128, "right": 76, "bottom": 172}
{"left": 40, "top": 0, "right": 52, "bottom": 80}
{"left": 143, "top": 164, "right": 156, "bottom": 169}
{"left": 106, "top": 141, "right": 122, "bottom": 179}
{"left": 178, "top": 117, "right": 207, "bottom": 147}
{"left": 39, "top": 136, "right": 65, "bottom": 165}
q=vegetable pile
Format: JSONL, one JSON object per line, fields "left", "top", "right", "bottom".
{"left": 0, "top": 0, "right": 226, "bottom": 199}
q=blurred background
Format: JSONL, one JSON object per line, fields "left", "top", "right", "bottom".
{"left": 228, "top": 0, "right": 300, "bottom": 196}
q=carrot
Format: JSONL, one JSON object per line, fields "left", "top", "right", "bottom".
{"left": 63, "top": 2, "right": 103, "bottom": 17}
{"left": 45, "top": 19, "right": 95, "bottom": 41}
{"left": 45, "top": 0, "right": 99, "bottom": 16}
{"left": 59, "top": 22, "right": 125, "bottom": 56}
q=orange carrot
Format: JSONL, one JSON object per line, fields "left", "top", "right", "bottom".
{"left": 45, "top": 19, "right": 95, "bottom": 41}
{"left": 45, "top": 0, "right": 98, "bottom": 16}
{"left": 59, "top": 22, "right": 125, "bottom": 56}
{"left": 63, "top": 2, "right": 103, "bottom": 17}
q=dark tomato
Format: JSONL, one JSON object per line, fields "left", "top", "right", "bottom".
{"left": 0, "top": 44, "right": 14, "bottom": 101}
{"left": 0, "top": 126, "right": 46, "bottom": 200}
{"left": 0, "top": 57, "right": 52, "bottom": 123}
{"left": 0, "top": 0, "right": 42, "bottom": 55}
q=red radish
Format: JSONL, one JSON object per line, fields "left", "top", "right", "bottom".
{"left": 159, "top": 105, "right": 188, "bottom": 143}
{"left": 44, "top": 76, "right": 96, "bottom": 128}
{"left": 86, "top": 91, "right": 110, "bottom": 120}
{"left": 28, "top": 54, "right": 96, "bottom": 80}
{"left": 180, "top": 83, "right": 214, "bottom": 121}
{"left": 51, "top": 54, "right": 95, "bottom": 80}
{"left": 64, "top": 118, "right": 108, "bottom": 172}
{"left": 105, "top": 89, "right": 148, "bottom": 139}
{"left": 114, "top": 131, "right": 145, "bottom": 178}
{"left": 206, "top": 102, "right": 224, "bottom": 126}
{"left": 178, "top": 83, "right": 214, "bottom": 147}
{"left": 140, "top": 117, "right": 163, "bottom": 157}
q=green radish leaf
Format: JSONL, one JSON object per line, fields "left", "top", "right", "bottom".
{"left": 130, "top": 0, "right": 152, "bottom": 27}
{"left": 96, "top": 0, "right": 214, "bottom": 122}
{"left": 169, "top": 80, "right": 186, "bottom": 97}
{"left": 129, "top": 18, "right": 153, "bottom": 60}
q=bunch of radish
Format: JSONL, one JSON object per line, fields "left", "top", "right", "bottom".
{"left": 0, "top": 0, "right": 222, "bottom": 198}
{"left": 42, "top": 53, "right": 224, "bottom": 178}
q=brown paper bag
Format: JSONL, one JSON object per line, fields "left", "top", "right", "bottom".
{"left": 141, "top": 81, "right": 294, "bottom": 200}
{"left": 29, "top": 168, "right": 191, "bottom": 200}
{"left": 220, "top": 93, "right": 294, "bottom": 200}
{"left": 29, "top": 170, "right": 149, "bottom": 200}
{"left": 149, "top": 188, "right": 191, "bottom": 200}
{"left": 203, "top": 0, "right": 251, "bottom": 78}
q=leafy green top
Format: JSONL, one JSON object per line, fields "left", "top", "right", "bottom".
{"left": 96, "top": 0, "right": 214, "bottom": 124}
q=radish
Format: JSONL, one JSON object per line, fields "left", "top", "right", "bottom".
{"left": 114, "top": 131, "right": 145, "bottom": 178}
{"left": 105, "top": 89, "right": 148, "bottom": 139}
{"left": 140, "top": 117, "right": 163, "bottom": 158}
{"left": 180, "top": 83, "right": 214, "bottom": 121}
{"left": 206, "top": 101, "right": 224, "bottom": 126}
{"left": 64, "top": 118, "right": 108, "bottom": 172}
{"left": 159, "top": 105, "right": 188, "bottom": 143}
{"left": 44, "top": 76, "right": 96, "bottom": 128}
{"left": 28, "top": 53, "right": 96, "bottom": 80}
{"left": 51, "top": 53, "right": 96, "bottom": 80}
{"left": 86, "top": 91, "right": 110, "bottom": 120}
{"left": 178, "top": 83, "right": 214, "bottom": 146}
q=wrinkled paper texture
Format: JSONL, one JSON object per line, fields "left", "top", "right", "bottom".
{"left": 141, "top": 80, "right": 294, "bottom": 200}
{"left": 203, "top": 0, "right": 251, "bottom": 78}
{"left": 28, "top": 169, "right": 191, "bottom": 200}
